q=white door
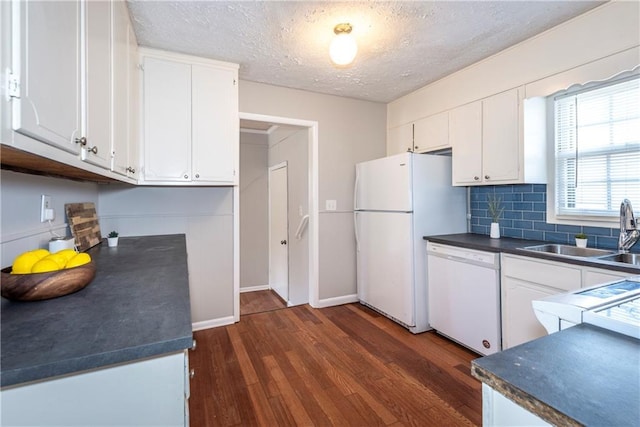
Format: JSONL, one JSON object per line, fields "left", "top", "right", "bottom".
{"left": 83, "top": 0, "right": 112, "bottom": 169}
{"left": 12, "top": 0, "right": 82, "bottom": 153}
{"left": 191, "top": 65, "right": 237, "bottom": 184}
{"left": 269, "top": 164, "right": 289, "bottom": 302}
{"left": 142, "top": 56, "right": 192, "bottom": 181}
{"left": 355, "top": 153, "right": 413, "bottom": 212}
{"left": 356, "top": 211, "right": 414, "bottom": 326}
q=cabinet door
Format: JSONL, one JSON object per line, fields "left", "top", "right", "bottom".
{"left": 191, "top": 65, "right": 237, "bottom": 183}
{"left": 482, "top": 89, "right": 520, "bottom": 183}
{"left": 111, "top": 0, "right": 131, "bottom": 176}
{"left": 11, "top": 0, "right": 81, "bottom": 153}
{"left": 82, "top": 0, "right": 112, "bottom": 169}
{"left": 127, "top": 25, "right": 139, "bottom": 179}
{"left": 451, "top": 101, "right": 482, "bottom": 185}
{"left": 387, "top": 123, "right": 413, "bottom": 155}
{"left": 502, "top": 277, "right": 557, "bottom": 349}
{"left": 142, "top": 57, "right": 191, "bottom": 181}
{"left": 413, "top": 111, "right": 449, "bottom": 153}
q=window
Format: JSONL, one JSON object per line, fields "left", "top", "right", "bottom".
{"left": 552, "top": 75, "right": 640, "bottom": 222}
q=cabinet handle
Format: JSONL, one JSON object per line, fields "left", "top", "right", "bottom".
{"left": 485, "top": 175, "right": 490, "bottom": 180}
{"left": 191, "top": 339, "right": 197, "bottom": 351}
{"left": 414, "top": 145, "right": 419, "bottom": 150}
{"left": 75, "top": 137, "right": 87, "bottom": 146}
{"left": 87, "top": 146, "right": 98, "bottom": 154}
{"left": 406, "top": 148, "right": 412, "bottom": 152}
{"left": 126, "top": 166, "right": 136, "bottom": 174}
{"left": 195, "top": 174, "right": 200, "bottom": 179}
{"left": 190, "top": 369, "right": 195, "bottom": 379}
{"left": 184, "top": 174, "right": 189, "bottom": 179}
{"left": 474, "top": 176, "right": 480, "bottom": 181}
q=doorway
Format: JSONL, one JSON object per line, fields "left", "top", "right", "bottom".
{"left": 235, "top": 113, "right": 319, "bottom": 321}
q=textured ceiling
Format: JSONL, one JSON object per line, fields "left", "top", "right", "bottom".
{"left": 127, "top": 1, "right": 604, "bottom": 103}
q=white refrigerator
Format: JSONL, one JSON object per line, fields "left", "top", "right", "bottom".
{"left": 354, "top": 152, "right": 467, "bottom": 333}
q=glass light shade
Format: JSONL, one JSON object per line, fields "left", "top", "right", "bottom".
{"left": 329, "top": 32, "right": 358, "bottom": 66}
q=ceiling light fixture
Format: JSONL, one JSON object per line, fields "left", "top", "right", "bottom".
{"left": 329, "top": 23, "right": 357, "bottom": 67}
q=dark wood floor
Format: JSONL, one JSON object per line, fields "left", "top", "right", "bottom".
{"left": 189, "top": 303, "right": 482, "bottom": 426}
{"left": 240, "top": 290, "right": 287, "bottom": 316}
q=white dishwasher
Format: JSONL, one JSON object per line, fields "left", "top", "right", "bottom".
{"left": 427, "top": 242, "right": 501, "bottom": 355}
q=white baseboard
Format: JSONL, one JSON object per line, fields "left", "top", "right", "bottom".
{"left": 239, "top": 285, "right": 270, "bottom": 293}
{"left": 191, "top": 316, "right": 235, "bottom": 331}
{"left": 314, "top": 294, "right": 358, "bottom": 308}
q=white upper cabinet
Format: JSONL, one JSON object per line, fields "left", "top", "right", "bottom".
{"left": 387, "top": 111, "right": 450, "bottom": 156}
{"left": 450, "top": 101, "right": 483, "bottom": 184}
{"left": 140, "top": 49, "right": 239, "bottom": 185}
{"left": 82, "top": 0, "right": 112, "bottom": 169}
{"left": 387, "top": 123, "right": 413, "bottom": 155}
{"left": 451, "top": 87, "right": 545, "bottom": 186}
{"left": 142, "top": 56, "right": 192, "bottom": 182}
{"left": 7, "top": 0, "right": 139, "bottom": 182}
{"left": 10, "top": 0, "right": 82, "bottom": 154}
{"left": 413, "top": 111, "right": 449, "bottom": 153}
{"left": 111, "top": 0, "right": 138, "bottom": 178}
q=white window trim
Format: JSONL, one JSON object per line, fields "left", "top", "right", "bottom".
{"left": 546, "top": 67, "right": 640, "bottom": 228}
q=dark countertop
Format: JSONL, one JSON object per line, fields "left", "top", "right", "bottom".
{"left": 424, "top": 233, "right": 640, "bottom": 274}
{"left": 471, "top": 324, "right": 640, "bottom": 426}
{"left": 1, "top": 234, "right": 193, "bottom": 388}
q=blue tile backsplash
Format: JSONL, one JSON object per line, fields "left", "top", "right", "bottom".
{"left": 470, "top": 184, "right": 628, "bottom": 251}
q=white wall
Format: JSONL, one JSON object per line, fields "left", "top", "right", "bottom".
{"left": 239, "top": 80, "right": 387, "bottom": 302}
{"left": 0, "top": 171, "right": 99, "bottom": 268}
{"left": 268, "top": 127, "right": 309, "bottom": 306}
{"left": 239, "top": 132, "right": 268, "bottom": 290}
{"left": 97, "top": 186, "right": 233, "bottom": 325}
{"left": 388, "top": 1, "right": 640, "bottom": 129}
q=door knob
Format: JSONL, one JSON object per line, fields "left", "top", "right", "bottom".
{"left": 280, "top": 240, "right": 287, "bottom": 245}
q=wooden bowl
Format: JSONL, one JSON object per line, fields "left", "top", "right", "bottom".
{"left": 1, "top": 261, "right": 96, "bottom": 301}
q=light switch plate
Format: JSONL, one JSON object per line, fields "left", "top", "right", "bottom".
{"left": 41, "top": 194, "right": 53, "bottom": 222}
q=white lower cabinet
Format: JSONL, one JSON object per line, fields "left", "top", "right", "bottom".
{"left": 1, "top": 352, "right": 190, "bottom": 426}
{"left": 501, "top": 254, "right": 581, "bottom": 349}
{"left": 501, "top": 253, "right": 636, "bottom": 349}
{"left": 482, "top": 384, "right": 550, "bottom": 427}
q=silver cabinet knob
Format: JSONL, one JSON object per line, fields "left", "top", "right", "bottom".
{"left": 191, "top": 339, "right": 197, "bottom": 351}
{"left": 88, "top": 146, "right": 98, "bottom": 154}
{"left": 75, "top": 137, "right": 87, "bottom": 146}
{"left": 195, "top": 174, "right": 200, "bottom": 179}
{"left": 126, "top": 166, "right": 136, "bottom": 174}
{"left": 474, "top": 176, "right": 480, "bottom": 181}
{"left": 189, "top": 369, "right": 195, "bottom": 379}
{"left": 485, "top": 175, "right": 490, "bottom": 180}
{"left": 406, "top": 147, "right": 412, "bottom": 152}
{"left": 184, "top": 174, "right": 189, "bottom": 179}
{"left": 414, "top": 145, "right": 419, "bottom": 150}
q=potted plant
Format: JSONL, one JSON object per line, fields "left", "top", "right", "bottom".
{"left": 487, "top": 194, "right": 504, "bottom": 239}
{"left": 575, "top": 233, "right": 588, "bottom": 248}
{"left": 107, "top": 231, "right": 119, "bottom": 247}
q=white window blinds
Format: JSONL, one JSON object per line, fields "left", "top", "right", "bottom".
{"left": 554, "top": 76, "right": 640, "bottom": 217}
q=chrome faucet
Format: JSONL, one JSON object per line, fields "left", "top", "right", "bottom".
{"left": 619, "top": 199, "right": 640, "bottom": 252}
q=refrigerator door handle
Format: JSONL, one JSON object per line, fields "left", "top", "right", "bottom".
{"left": 353, "top": 168, "right": 359, "bottom": 211}
{"left": 354, "top": 212, "right": 360, "bottom": 252}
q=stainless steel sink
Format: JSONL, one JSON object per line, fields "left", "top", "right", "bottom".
{"left": 596, "top": 253, "right": 640, "bottom": 266}
{"left": 520, "top": 244, "right": 615, "bottom": 258}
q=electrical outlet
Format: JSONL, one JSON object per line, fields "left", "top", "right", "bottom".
{"left": 326, "top": 200, "right": 337, "bottom": 211}
{"left": 41, "top": 195, "right": 53, "bottom": 222}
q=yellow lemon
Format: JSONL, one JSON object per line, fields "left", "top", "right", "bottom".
{"left": 44, "top": 253, "right": 67, "bottom": 269}
{"left": 30, "top": 249, "right": 50, "bottom": 260}
{"left": 31, "top": 258, "right": 62, "bottom": 273}
{"left": 65, "top": 253, "right": 91, "bottom": 269}
{"left": 11, "top": 251, "right": 41, "bottom": 274}
{"left": 55, "top": 249, "right": 78, "bottom": 262}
